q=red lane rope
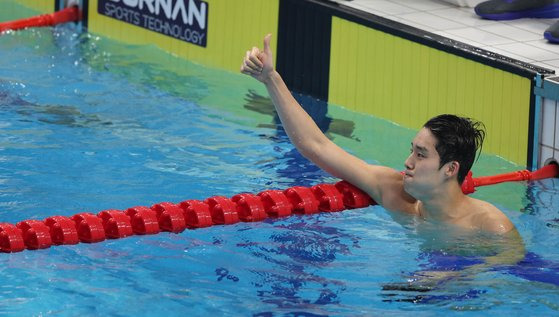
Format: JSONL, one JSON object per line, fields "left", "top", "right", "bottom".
{"left": 0, "top": 182, "right": 371, "bottom": 253}
{"left": 0, "top": 165, "right": 556, "bottom": 253}
{"left": 0, "top": 6, "right": 80, "bottom": 33}
{"left": 461, "top": 163, "right": 559, "bottom": 194}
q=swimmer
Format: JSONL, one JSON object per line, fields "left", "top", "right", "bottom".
{"left": 241, "top": 34, "right": 515, "bottom": 234}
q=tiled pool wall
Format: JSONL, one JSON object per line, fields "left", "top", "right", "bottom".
{"left": 538, "top": 76, "right": 559, "bottom": 167}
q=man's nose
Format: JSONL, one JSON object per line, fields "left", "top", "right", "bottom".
{"left": 404, "top": 154, "right": 413, "bottom": 170}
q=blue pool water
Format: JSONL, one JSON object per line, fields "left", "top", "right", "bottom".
{"left": 1, "top": 24, "right": 559, "bottom": 316}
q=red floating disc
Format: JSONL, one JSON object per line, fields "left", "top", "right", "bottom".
{"left": 258, "top": 190, "right": 293, "bottom": 217}
{"left": 334, "top": 181, "right": 374, "bottom": 209}
{"left": 232, "top": 193, "right": 267, "bottom": 222}
{"left": 151, "top": 202, "right": 187, "bottom": 233}
{"left": 44, "top": 216, "right": 79, "bottom": 245}
{"left": 204, "top": 196, "right": 239, "bottom": 225}
{"left": 179, "top": 200, "right": 213, "bottom": 228}
{"left": 16, "top": 220, "right": 52, "bottom": 250}
{"left": 72, "top": 213, "right": 106, "bottom": 243}
{"left": 125, "top": 206, "right": 160, "bottom": 235}
{"left": 0, "top": 223, "right": 24, "bottom": 253}
{"left": 311, "top": 184, "right": 345, "bottom": 212}
{"left": 98, "top": 210, "right": 133, "bottom": 239}
{"left": 284, "top": 186, "right": 320, "bottom": 214}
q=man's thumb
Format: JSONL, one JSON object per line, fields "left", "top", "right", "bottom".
{"left": 263, "top": 34, "right": 272, "bottom": 54}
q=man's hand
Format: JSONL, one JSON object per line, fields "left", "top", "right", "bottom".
{"left": 240, "top": 34, "right": 274, "bottom": 84}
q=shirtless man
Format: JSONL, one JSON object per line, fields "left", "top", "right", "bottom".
{"left": 241, "top": 34, "right": 515, "bottom": 234}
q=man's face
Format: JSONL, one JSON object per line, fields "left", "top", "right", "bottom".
{"left": 403, "top": 127, "right": 447, "bottom": 198}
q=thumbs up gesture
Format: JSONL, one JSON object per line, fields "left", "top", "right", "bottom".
{"left": 241, "top": 34, "right": 274, "bottom": 84}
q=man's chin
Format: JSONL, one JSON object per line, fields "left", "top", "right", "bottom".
{"left": 403, "top": 176, "right": 413, "bottom": 186}
{"left": 403, "top": 181, "right": 418, "bottom": 197}
{"left": 403, "top": 181, "right": 412, "bottom": 193}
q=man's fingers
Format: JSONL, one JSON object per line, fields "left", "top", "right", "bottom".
{"left": 240, "top": 68, "right": 253, "bottom": 76}
{"left": 241, "top": 61, "right": 261, "bottom": 76}
{"left": 240, "top": 66, "right": 256, "bottom": 76}
{"left": 244, "top": 51, "right": 261, "bottom": 72}
{"left": 249, "top": 47, "right": 263, "bottom": 68}
{"left": 241, "top": 68, "right": 261, "bottom": 80}
{"left": 250, "top": 47, "right": 259, "bottom": 56}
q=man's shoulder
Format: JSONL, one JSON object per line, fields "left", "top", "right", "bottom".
{"left": 470, "top": 198, "right": 514, "bottom": 234}
{"left": 369, "top": 166, "right": 419, "bottom": 215}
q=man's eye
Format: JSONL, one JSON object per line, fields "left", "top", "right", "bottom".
{"left": 417, "top": 153, "right": 425, "bottom": 158}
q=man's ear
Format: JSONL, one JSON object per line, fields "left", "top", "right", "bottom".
{"left": 445, "top": 161, "right": 460, "bottom": 178}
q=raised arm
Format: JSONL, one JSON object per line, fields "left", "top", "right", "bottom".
{"left": 240, "top": 35, "right": 406, "bottom": 207}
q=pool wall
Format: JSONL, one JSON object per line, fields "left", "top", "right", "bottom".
{"left": 536, "top": 77, "right": 559, "bottom": 168}
{"left": 4, "top": 0, "right": 557, "bottom": 169}
{"left": 5, "top": 0, "right": 53, "bottom": 14}
{"left": 88, "top": 0, "right": 279, "bottom": 74}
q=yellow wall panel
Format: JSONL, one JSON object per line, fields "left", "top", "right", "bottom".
{"left": 355, "top": 25, "right": 368, "bottom": 115}
{"left": 329, "top": 17, "right": 532, "bottom": 165}
{"left": 88, "top": 0, "right": 279, "bottom": 73}
{"left": 416, "top": 44, "right": 430, "bottom": 129}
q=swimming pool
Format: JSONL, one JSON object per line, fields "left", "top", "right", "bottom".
{"left": 1, "top": 24, "right": 559, "bottom": 316}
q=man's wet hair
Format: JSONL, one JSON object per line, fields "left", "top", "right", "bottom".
{"left": 423, "top": 114, "right": 486, "bottom": 184}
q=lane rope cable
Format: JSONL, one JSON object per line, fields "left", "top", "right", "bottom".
{"left": 1, "top": 164, "right": 557, "bottom": 253}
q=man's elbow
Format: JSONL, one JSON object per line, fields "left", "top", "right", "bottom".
{"left": 296, "top": 140, "right": 324, "bottom": 162}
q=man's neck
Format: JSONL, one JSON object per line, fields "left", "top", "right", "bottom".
{"left": 417, "top": 183, "right": 469, "bottom": 222}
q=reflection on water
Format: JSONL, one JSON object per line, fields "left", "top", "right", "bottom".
{"left": 242, "top": 89, "right": 360, "bottom": 187}
{"left": 240, "top": 218, "right": 359, "bottom": 309}
{"left": 0, "top": 89, "right": 33, "bottom": 107}
{"left": 17, "top": 104, "right": 111, "bottom": 128}
{"left": 243, "top": 89, "right": 358, "bottom": 141}
{"left": 0, "top": 82, "right": 104, "bottom": 128}
{"left": 522, "top": 179, "right": 559, "bottom": 229}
